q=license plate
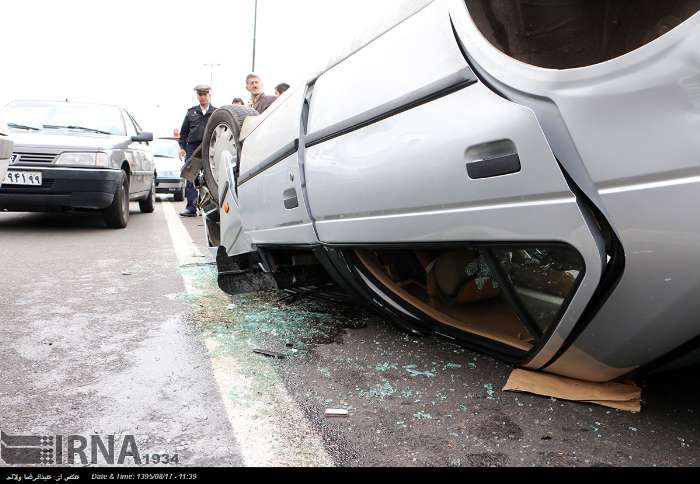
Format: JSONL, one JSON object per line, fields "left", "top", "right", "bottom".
{"left": 3, "top": 170, "right": 42, "bottom": 186}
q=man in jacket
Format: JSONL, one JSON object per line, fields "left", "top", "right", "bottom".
{"left": 246, "top": 74, "right": 277, "bottom": 114}
{"left": 178, "top": 85, "right": 216, "bottom": 217}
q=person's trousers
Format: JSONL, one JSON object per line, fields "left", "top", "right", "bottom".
{"left": 184, "top": 143, "right": 200, "bottom": 213}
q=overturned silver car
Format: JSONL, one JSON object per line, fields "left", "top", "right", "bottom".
{"left": 187, "top": 0, "right": 700, "bottom": 383}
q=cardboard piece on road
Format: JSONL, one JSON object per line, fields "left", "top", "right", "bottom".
{"left": 503, "top": 368, "right": 642, "bottom": 412}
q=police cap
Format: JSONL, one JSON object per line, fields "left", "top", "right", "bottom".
{"left": 194, "top": 84, "right": 212, "bottom": 94}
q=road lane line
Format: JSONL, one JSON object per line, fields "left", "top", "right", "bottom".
{"left": 161, "top": 201, "right": 333, "bottom": 467}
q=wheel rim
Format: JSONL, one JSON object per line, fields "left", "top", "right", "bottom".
{"left": 208, "top": 122, "right": 237, "bottom": 189}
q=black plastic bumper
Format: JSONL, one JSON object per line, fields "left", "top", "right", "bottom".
{"left": 0, "top": 167, "right": 121, "bottom": 212}
{"left": 156, "top": 178, "right": 184, "bottom": 193}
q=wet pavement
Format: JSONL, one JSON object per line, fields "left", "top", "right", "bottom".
{"left": 1, "top": 198, "right": 699, "bottom": 467}
{"left": 0, "top": 202, "right": 242, "bottom": 466}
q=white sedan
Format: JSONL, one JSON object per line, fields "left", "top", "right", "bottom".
{"left": 152, "top": 138, "right": 186, "bottom": 202}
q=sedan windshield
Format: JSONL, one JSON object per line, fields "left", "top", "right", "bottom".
{"left": 151, "top": 139, "right": 181, "bottom": 158}
{"left": 2, "top": 101, "right": 126, "bottom": 136}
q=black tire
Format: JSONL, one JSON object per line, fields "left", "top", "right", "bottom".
{"left": 103, "top": 171, "right": 130, "bottom": 229}
{"left": 173, "top": 184, "right": 185, "bottom": 202}
{"left": 139, "top": 176, "right": 156, "bottom": 213}
{"left": 201, "top": 105, "right": 258, "bottom": 197}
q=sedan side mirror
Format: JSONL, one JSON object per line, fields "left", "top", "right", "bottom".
{"left": 132, "top": 132, "right": 154, "bottom": 143}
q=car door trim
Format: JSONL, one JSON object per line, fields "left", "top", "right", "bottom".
{"left": 305, "top": 69, "right": 477, "bottom": 148}
{"left": 238, "top": 139, "right": 299, "bottom": 186}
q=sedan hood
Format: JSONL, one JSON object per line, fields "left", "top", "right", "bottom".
{"left": 10, "top": 130, "right": 130, "bottom": 152}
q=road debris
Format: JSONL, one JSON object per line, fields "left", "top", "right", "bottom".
{"left": 375, "top": 362, "right": 399, "bottom": 373}
{"left": 403, "top": 365, "right": 435, "bottom": 378}
{"left": 413, "top": 411, "right": 432, "bottom": 420}
{"left": 253, "top": 348, "right": 286, "bottom": 359}
{"left": 325, "top": 409, "right": 349, "bottom": 418}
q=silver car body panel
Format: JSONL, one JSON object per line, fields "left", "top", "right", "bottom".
{"left": 306, "top": 1, "right": 472, "bottom": 139}
{"left": 220, "top": 175, "right": 253, "bottom": 257}
{"left": 305, "top": 80, "right": 605, "bottom": 370}
{"left": 449, "top": 0, "right": 700, "bottom": 380}
{"left": 238, "top": 84, "right": 317, "bottom": 247}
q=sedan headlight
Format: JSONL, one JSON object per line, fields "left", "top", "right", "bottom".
{"left": 56, "top": 152, "right": 111, "bottom": 167}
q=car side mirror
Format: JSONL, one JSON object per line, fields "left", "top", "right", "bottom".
{"left": 132, "top": 132, "right": 153, "bottom": 143}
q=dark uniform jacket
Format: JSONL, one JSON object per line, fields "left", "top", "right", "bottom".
{"left": 179, "top": 105, "right": 216, "bottom": 149}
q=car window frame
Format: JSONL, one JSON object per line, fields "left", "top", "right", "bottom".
{"left": 126, "top": 111, "right": 143, "bottom": 134}
{"left": 121, "top": 110, "right": 136, "bottom": 137}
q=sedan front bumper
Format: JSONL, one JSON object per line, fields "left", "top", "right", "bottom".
{"left": 0, "top": 166, "right": 122, "bottom": 212}
{"left": 156, "top": 178, "right": 184, "bottom": 193}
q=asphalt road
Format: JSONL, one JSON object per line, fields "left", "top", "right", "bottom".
{"left": 0, "top": 198, "right": 698, "bottom": 467}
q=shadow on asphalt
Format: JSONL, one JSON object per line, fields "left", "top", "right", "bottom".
{"left": 642, "top": 366, "right": 700, "bottom": 411}
{"left": 0, "top": 208, "right": 144, "bottom": 231}
{"left": 0, "top": 198, "right": 181, "bottom": 232}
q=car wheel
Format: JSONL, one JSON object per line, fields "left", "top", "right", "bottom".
{"left": 139, "top": 176, "right": 156, "bottom": 213}
{"left": 103, "top": 171, "right": 130, "bottom": 229}
{"left": 173, "top": 183, "right": 185, "bottom": 202}
{"left": 201, "top": 105, "right": 258, "bottom": 198}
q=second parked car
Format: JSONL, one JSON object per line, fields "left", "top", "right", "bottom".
{"left": 0, "top": 100, "right": 156, "bottom": 228}
{"left": 152, "top": 138, "right": 186, "bottom": 202}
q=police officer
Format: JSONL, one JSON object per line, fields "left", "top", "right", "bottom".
{"left": 178, "top": 85, "right": 216, "bottom": 217}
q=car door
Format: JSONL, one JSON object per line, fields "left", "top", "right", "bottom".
{"left": 124, "top": 110, "right": 151, "bottom": 195}
{"left": 301, "top": 0, "right": 606, "bottom": 366}
{"left": 237, "top": 85, "right": 317, "bottom": 246}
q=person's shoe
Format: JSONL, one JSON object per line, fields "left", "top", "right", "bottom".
{"left": 179, "top": 210, "right": 197, "bottom": 218}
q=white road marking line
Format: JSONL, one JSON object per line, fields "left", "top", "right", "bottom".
{"left": 162, "top": 201, "right": 333, "bottom": 467}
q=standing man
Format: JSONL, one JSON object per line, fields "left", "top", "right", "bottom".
{"left": 246, "top": 73, "right": 277, "bottom": 114}
{"left": 178, "top": 85, "right": 216, "bottom": 217}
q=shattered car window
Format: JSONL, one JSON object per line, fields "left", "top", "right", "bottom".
{"left": 356, "top": 244, "right": 583, "bottom": 352}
